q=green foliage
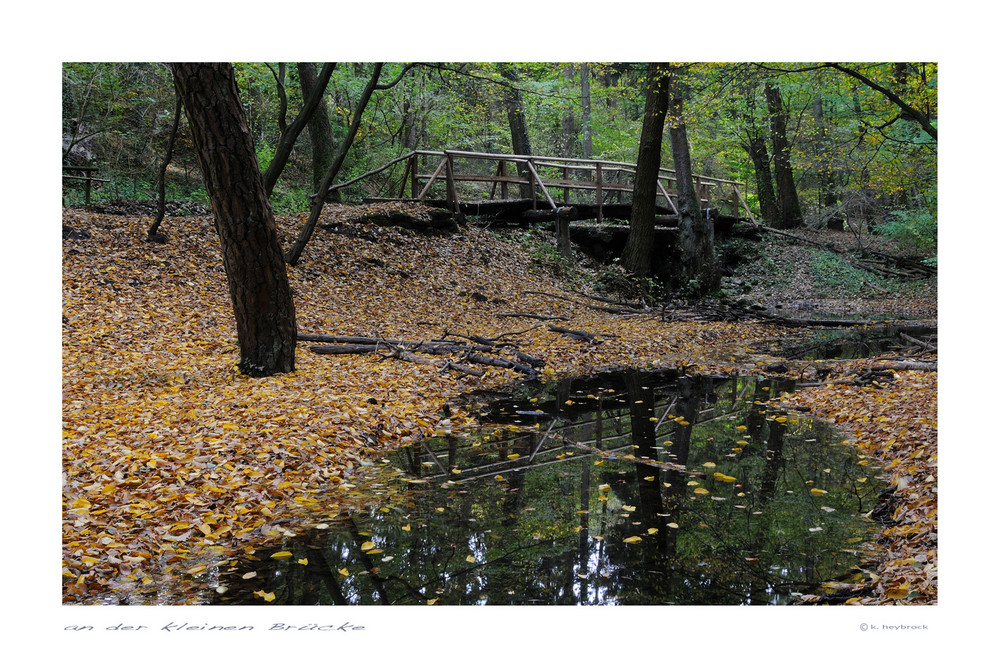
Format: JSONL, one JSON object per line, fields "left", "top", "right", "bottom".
{"left": 881, "top": 208, "right": 937, "bottom": 256}
{"left": 809, "top": 249, "right": 895, "bottom": 297}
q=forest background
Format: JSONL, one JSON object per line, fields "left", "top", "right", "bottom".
{"left": 12, "top": 3, "right": 993, "bottom": 666}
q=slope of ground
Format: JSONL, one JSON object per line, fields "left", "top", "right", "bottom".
{"left": 61, "top": 204, "right": 936, "bottom": 605}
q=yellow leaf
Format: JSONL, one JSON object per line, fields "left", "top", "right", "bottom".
{"left": 466, "top": 555, "right": 477, "bottom": 563}
{"left": 402, "top": 523, "right": 411, "bottom": 531}
{"left": 622, "top": 505, "right": 636, "bottom": 512}
{"left": 337, "top": 568, "right": 349, "bottom": 576}
{"left": 271, "top": 551, "right": 294, "bottom": 559}
{"left": 809, "top": 488, "right": 828, "bottom": 496}
{"left": 736, "top": 425, "right": 747, "bottom": 431}
{"left": 693, "top": 487, "right": 709, "bottom": 495}
{"left": 360, "top": 541, "right": 376, "bottom": 551}
{"left": 242, "top": 571, "right": 257, "bottom": 579}
{"left": 666, "top": 522, "right": 679, "bottom": 529}
{"left": 623, "top": 536, "right": 642, "bottom": 544}
{"left": 713, "top": 472, "right": 737, "bottom": 483}
{"left": 297, "top": 558, "right": 308, "bottom": 565}
{"left": 703, "top": 462, "right": 717, "bottom": 468}
{"left": 647, "top": 527, "right": 658, "bottom": 535}
{"left": 507, "top": 453, "right": 520, "bottom": 459}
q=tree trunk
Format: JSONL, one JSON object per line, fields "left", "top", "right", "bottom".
{"left": 286, "top": 63, "right": 385, "bottom": 266}
{"left": 669, "top": 75, "right": 718, "bottom": 294}
{"left": 261, "top": 62, "right": 335, "bottom": 197}
{"left": 171, "top": 62, "right": 297, "bottom": 377}
{"left": 297, "top": 62, "right": 340, "bottom": 197}
{"left": 746, "top": 133, "right": 780, "bottom": 225}
{"left": 621, "top": 63, "right": 670, "bottom": 278}
{"left": 764, "top": 83, "right": 803, "bottom": 229}
{"left": 499, "top": 63, "right": 534, "bottom": 198}
{"left": 580, "top": 63, "right": 593, "bottom": 159}
{"left": 147, "top": 92, "right": 183, "bottom": 239}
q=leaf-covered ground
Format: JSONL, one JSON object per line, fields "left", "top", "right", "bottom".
{"left": 61, "top": 203, "right": 936, "bottom": 605}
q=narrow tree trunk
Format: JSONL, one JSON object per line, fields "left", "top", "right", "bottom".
{"left": 171, "top": 62, "right": 297, "bottom": 377}
{"left": 297, "top": 62, "right": 339, "bottom": 197}
{"left": 580, "top": 63, "right": 593, "bottom": 159}
{"left": 261, "top": 62, "right": 336, "bottom": 197}
{"left": 499, "top": 63, "right": 534, "bottom": 197}
{"left": 621, "top": 63, "right": 670, "bottom": 278}
{"left": 147, "top": 92, "right": 183, "bottom": 239}
{"left": 746, "top": 133, "right": 780, "bottom": 225}
{"left": 765, "top": 83, "right": 803, "bottom": 229}
{"left": 669, "top": 76, "right": 718, "bottom": 294}
{"left": 285, "top": 64, "right": 384, "bottom": 266}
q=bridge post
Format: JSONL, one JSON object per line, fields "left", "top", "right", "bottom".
{"left": 595, "top": 162, "right": 603, "bottom": 224}
{"left": 445, "top": 152, "right": 460, "bottom": 212}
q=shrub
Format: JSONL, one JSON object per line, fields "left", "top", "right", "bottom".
{"left": 881, "top": 208, "right": 937, "bottom": 256}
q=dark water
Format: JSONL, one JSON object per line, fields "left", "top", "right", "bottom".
{"left": 770, "top": 325, "right": 936, "bottom": 360}
{"left": 208, "top": 370, "right": 883, "bottom": 605}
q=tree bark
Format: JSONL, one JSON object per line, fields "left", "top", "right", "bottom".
{"left": 764, "top": 83, "right": 803, "bottom": 229}
{"left": 746, "top": 132, "right": 780, "bottom": 225}
{"left": 669, "top": 75, "right": 718, "bottom": 294}
{"left": 498, "top": 63, "right": 534, "bottom": 198}
{"left": 171, "top": 62, "right": 297, "bottom": 377}
{"left": 621, "top": 63, "right": 670, "bottom": 278}
{"left": 580, "top": 63, "right": 593, "bottom": 159}
{"left": 261, "top": 62, "right": 335, "bottom": 197}
{"left": 147, "top": 92, "right": 183, "bottom": 239}
{"left": 285, "top": 63, "right": 384, "bottom": 266}
{"left": 297, "top": 62, "right": 339, "bottom": 196}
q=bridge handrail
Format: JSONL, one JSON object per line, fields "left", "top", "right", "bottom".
{"left": 324, "top": 149, "right": 757, "bottom": 222}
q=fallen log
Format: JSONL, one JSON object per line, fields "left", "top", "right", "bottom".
{"left": 498, "top": 312, "right": 569, "bottom": 321}
{"left": 871, "top": 360, "right": 937, "bottom": 372}
{"left": 548, "top": 325, "right": 613, "bottom": 343}
{"left": 302, "top": 332, "right": 544, "bottom": 376}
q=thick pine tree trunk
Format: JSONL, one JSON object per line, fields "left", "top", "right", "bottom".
{"left": 171, "top": 62, "right": 297, "bottom": 377}
{"left": 621, "top": 63, "right": 671, "bottom": 278}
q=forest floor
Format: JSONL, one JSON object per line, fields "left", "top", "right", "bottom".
{"left": 61, "top": 202, "right": 937, "bottom": 605}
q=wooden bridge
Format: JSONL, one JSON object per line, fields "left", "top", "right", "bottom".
{"left": 327, "top": 149, "right": 758, "bottom": 224}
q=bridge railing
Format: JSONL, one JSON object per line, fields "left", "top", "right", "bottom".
{"left": 326, "top": 150, "right": 758, "bottom": 223}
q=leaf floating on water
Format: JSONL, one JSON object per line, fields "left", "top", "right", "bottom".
{"left": 666, "top": 523, "right": 679, "bottom": 529}
{"left": 402, "top": 523, "right": 411, "bottom": 532}
{"left": 271, "top": 551, "right": 294, "bottom": 560}
{"left": 242, "top": 571, "right": 257, "bottom": 580}
{"left": 703, "top": 462, "right": 717, "bottom": 468}
{"left": 360, "top": 541, "right": 376, "bottom": 552}
{"left": 623, "top": 536, "right": 642, "bottom": 544}
{"left": 297, "top": 558, "right": 308, "bottom": 565}
{"left": 693, "top": 487, "right": 709, "bottom": 495}
{"left": 810, "top": 488, "right": 828, "bottom": 496}
{"left": 337, "top": 568, "right": 349, "bottom": 577}
{"left": 647, "top": 527, "right": 658, "bottom": 535}
{"left": 622, "top": 505, "right": 636, "bottom": 512}
{"left": 713, "top": 472, "right": 737, "bottom": 483}
{"left": 466, "top": 555, "right": 477, "bottom": 563}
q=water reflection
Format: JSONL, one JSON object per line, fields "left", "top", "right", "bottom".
{"left": 211, "top": 370, "right": 882, "bottom": 605}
